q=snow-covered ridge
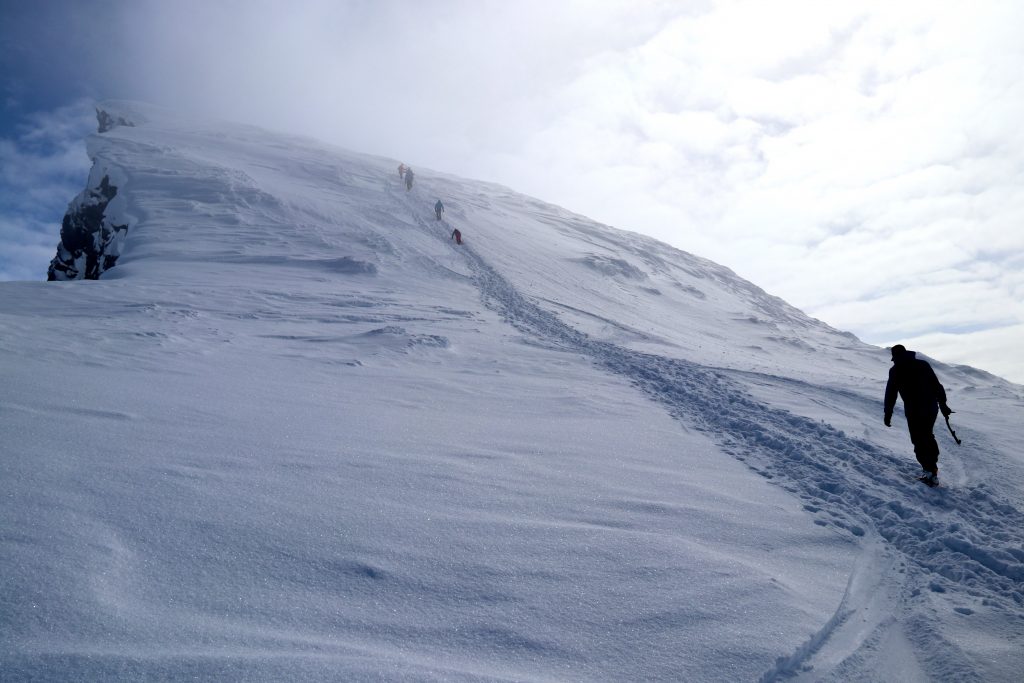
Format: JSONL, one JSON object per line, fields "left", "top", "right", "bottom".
{"left": 4, "top": 102, "right": 1023, "bottom": 681}
{"left": 63, "top": 102, "right": 867, "bottom": 375}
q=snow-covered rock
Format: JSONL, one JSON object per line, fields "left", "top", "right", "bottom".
{"left": 47, "top": 108, "right": 131, "bottom": 281}
{"left": 96, "top": 106, "right": 135, "bottom": 134}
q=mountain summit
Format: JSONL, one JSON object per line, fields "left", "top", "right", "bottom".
{"left": 4, "top": 102, "right": 1023, "bottom": 681}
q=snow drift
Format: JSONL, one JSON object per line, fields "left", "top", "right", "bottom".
{"left": 3, "top": 102, "right": 1023, "bottom": 681}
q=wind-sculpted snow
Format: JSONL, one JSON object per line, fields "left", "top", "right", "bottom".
{"left": 575, "top": 254, "right": 648, "bottom": 280}
{"left": 6, "top": 104, "right": 1023, "bottom": 681}
{"left": 444, "top": 221, "right": 1024, "bottom": 680}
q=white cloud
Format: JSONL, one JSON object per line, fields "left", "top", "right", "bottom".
{"left": 0, "top": 99, "right": 94, "bottom": 281}
{"left": 0, "top": 215, "right": 63, "bottom": 281}
{"left": 885, "top": 323, "right": 1024, "bottom": 386}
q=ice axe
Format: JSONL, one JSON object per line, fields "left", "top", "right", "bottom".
{"left": 944, "top": 411, "right": 962, "bottom": 445}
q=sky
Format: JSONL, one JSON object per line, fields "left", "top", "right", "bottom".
{"left": 2, "top": 0, "right": 1022, "bottom": 384}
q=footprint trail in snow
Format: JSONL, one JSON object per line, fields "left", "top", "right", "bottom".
{"left": 401, "top": 192, "right": 1024, "bottom": 679}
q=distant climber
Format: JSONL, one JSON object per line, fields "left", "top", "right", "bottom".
{"left": 451, "top": 228, "right": 462, "bottom": 245}
{"left": 398, "top": 163, "right": 406, "bottom": 179}
{"left": 435, "top": 200, "right": 444, "bottom": 220}
{"left": 884, "top": 344, "right": 953, "bottom": 486}
{"left": 405, "top": 168, "right": 414, "bottom": 191}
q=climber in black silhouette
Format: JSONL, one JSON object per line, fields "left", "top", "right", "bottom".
{"left": 884, "top": 344, "right": 953, "bottom": 486}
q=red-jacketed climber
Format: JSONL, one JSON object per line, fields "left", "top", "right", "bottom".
{"left": 451, "top": 228, "right": 462, "bottom": 245}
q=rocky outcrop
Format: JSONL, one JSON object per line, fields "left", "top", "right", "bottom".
{"left": 47, "top": 174, "right": 129, "bottom": 281}
{"left": 96, "top": 107, "right": 134, "bottom": 134}
{"left": 47, "top": 109, "right": 132, "bottom": 281}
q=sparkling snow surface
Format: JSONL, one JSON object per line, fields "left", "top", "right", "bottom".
{"left": 2, "top": 103, "right": 1023, "bottom": 681}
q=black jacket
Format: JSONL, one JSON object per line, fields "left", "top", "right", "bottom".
{"left": 884, "top": 350, "right": 947, "bottom": 420}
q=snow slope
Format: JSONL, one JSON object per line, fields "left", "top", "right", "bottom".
{"left": 2, "top": 102, "right": 1023, "bottom": 681}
